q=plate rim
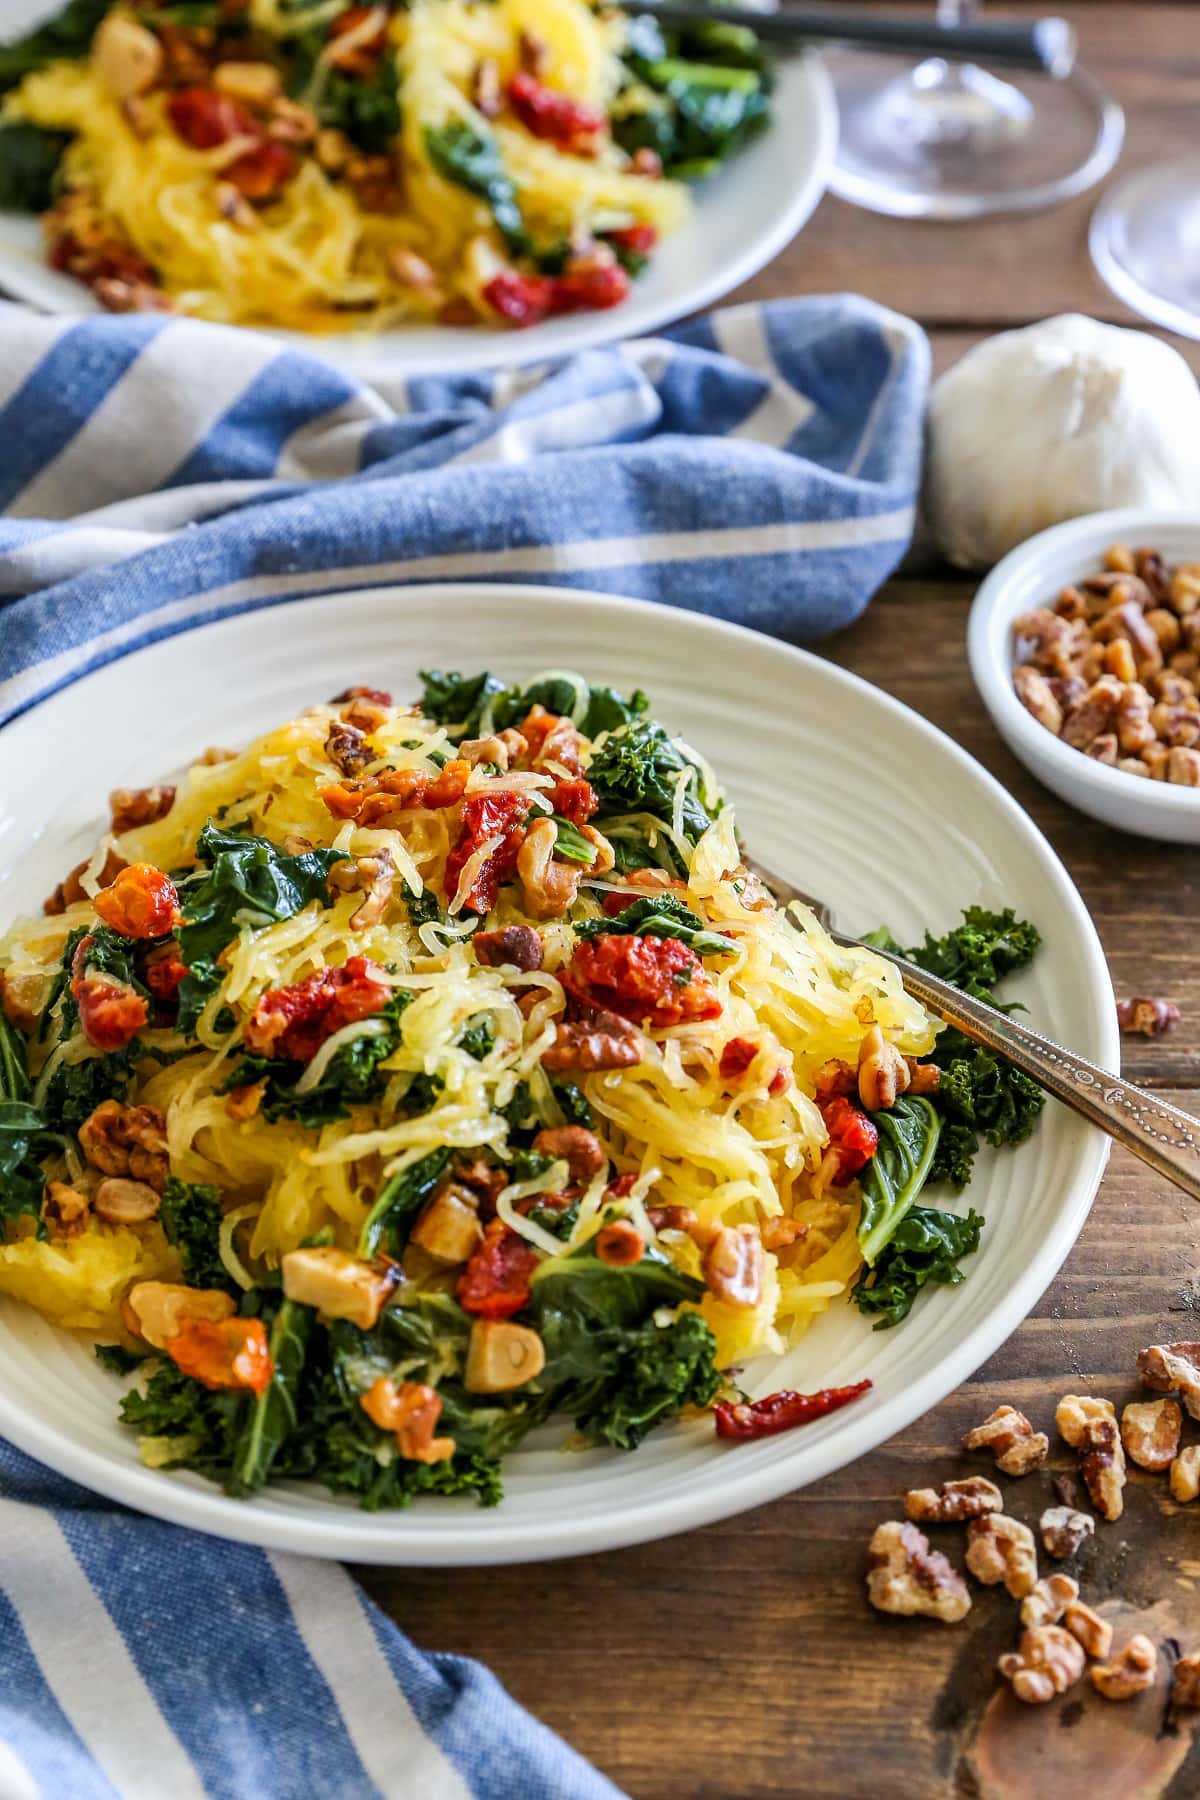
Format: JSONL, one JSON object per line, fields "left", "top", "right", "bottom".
{"left": 0, "top": 580, "right": 1117, "bottom": 1563}
{"left": 0, "top": 56, "right": 836, "bottom": 375}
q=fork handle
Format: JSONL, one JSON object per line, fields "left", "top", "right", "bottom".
{"left": 838, "top": 935, "right": 1200, "bottom": 1202}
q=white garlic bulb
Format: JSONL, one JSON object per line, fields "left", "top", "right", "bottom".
{"left": 924, "top": 313, "right": 1200, "bottom": 570}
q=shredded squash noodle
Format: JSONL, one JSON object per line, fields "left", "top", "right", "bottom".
{"left": 0, "top": 671, "right": 966, "bottom": 1509}
{"left": 0, "top": 0, "right": 772, "bottom": 331}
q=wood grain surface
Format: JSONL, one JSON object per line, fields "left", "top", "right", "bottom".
{"left": 359, "top": 11, "right": 1200, "bottom": 1794}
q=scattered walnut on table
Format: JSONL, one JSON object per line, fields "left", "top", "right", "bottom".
{"left": 999, "top": 1625, "right": 1086, "bottom": 1705}
{"left": 1055, "top": 1394, "right": 1127, "bottom": 1521}
{"left": 1063, "top": 1598, "right": 1113, "bottom": 1662}
{"left": 1117, "top": 996, "right": 1181, "bottom": 1036}
{"left": 1039, "top": 1504, "right": 1096, "bottom": 1560}
{"left": 965, "top": 1514, "right": 1038, "bottom": 1598}
{"left": 1172, "top": 1654, "right": 1200, "bottom": 1710}
{"left": 1020, "top": 1573, "right": 1079, "bottom": 1629}
{"left": 866, "top": 1521, "right": 972, "bottom": 1623}
{"left": 1120, "top": 1397, "right": 1182, "bottom": 1471}
{"left": 1170, "top": 1445, "right": 1200, "bottom": 1504}
{"left": 962, "top": 1403, "right": 1049, "bottom": 1476}
{"left": 904, "top": 1476, "right": 1003, "bottom": 1524}
{"left": 1137, "top": 1342, "right": 1200, "bottom": 1420}
{"left": 1091, "top": 1635, "right": 1158, "bottom": 1700}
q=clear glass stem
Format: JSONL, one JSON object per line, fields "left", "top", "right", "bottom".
{"left": 937, "top": 0, "right": 978, "bottom": 24}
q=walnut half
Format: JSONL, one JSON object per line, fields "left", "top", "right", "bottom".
{"left": 999, "top": 1625, "right": 1086, "bottom": 1705}
{"left": 965, "top": 1513, "right": 1038, "bottom": 1598}
{"left": 1020, "top": 1573, "right": 1078, "bottom": 1630}
{"left": 904, "top": 1476, "right": 1002, "bottom": 1524}
{"left": 1091, "top": 1635, "right": 1157, "bottom": 1700}
{"left": 962, "top": 1403, "right": 1049, "bottom": 1476}
{"left": 866, "top": 1521, "right": 972, "bottom": 1623}
{"left": 1137, "top": 1342, "right": 1200, "bottom": 1421}
{"left": 1055, "top": 1394, "right": 1127, "bottom": 1521}
{"left": 1172, "top": 1654, "right": 1200, "bottom": 1710}
{"left": 1120, "top": 1397, "right": 1182, "bottom": 1472}
{"left": 1039, "top": 1504, "right": 1096, "bottom": 1560}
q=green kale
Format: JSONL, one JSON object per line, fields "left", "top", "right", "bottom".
{"left": 175, "top": 822, "right": 346, "bottom": 1035}
{"left": 119, "top": 1357, "right": 243, "bottom": 1476}
{"left": 497, "top": 1077, "right": 536, "bottom": 1134}
{"left": 422, "top": 123, "right": 528, "bottom": 254}
{"left": 0, "top": 122, "right": 69, "bottom": 211}
{"left": 586, "top": 719, "right": 717, "bottom": 844}
{"left": 853, "top": 1206, "right": 985, "bottom": 1329}
{"left": 0, "top": 0, "right": 108, "bottom": 93}
{"left": 458, "top": 1014, "right": 495, "bottom": 1061}
{"left": 417, "top": 670, "right": 648, "bottom": 741}
{"left": 857, "top": 1096, "right": 941, "bottom": 1267}
{"left": 570, "top": 1311, "right": 720, "bottom": 1449}
{"left": 550, "top": 817, "right": 598, "bottom": 866}
{"left": 576, "top": 893, "right": 735, "bottom": 957}
{"left": 358, "top": 1146, "right": 452, "bottom": 1259}
{"left": 403, "top": 887, "right": 442, "bottom": 928}
{"left": 316, "top": 64, "right": 400, "bottom": 152}
{"left": 553, "top": 1081, "right": 593, "bottom": 1128}
{"left": 866, "top": 908, "right": 1046, "bottom": 1189}
{"left": 223, "top": 993, "right": 411, "bottom": 1127}
{"left": 39, "top": 1042, "right": 142, "bottom": 1134}
{"left": 94, "top": 1342, "right": 148, "bottom": 1375}
{"left": 615, "top": 16, "right": 771, "bottom": 178}
{"left": 226, "top": 1297, "right": 316, "bottom": 1496}
{"left": 159, "top": 1176, "right": 234, "bottom": 1292}
{"left": 0, "top": 1018, "right": 48, "bottom": 1232}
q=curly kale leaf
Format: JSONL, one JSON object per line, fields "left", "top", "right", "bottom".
{"left": 158, "top": 1177, "right": 234, "bottom": 1292}
{"left": 119, "top": 1358, "right": 243, "bottom": 1476}
{"left": 576, "top": 893, "right": 735, "bottom": 957}
{"left": 553, "top": 1081, "right": 593, "bottom": 1128}
{"left": 866, "top": 907, "right": 1046, "bottom": 1190}
{"left": 586, "top": 719, "right": 718, "bottom": 844}
{"left": 0, "top": 122, "right": 69, "bottom": 211}
{"left": 422, "top": 124, "right": 528, "bottom": 254}
{"left": 94, "top": 1342, "right": 148, "bottom": 1376}
{"left": 226, "top": 1297, "right": 316, "bottom": 1496}
{"left": 567, "top": 1311, "right": 721, "bottom": 1449}
{"left": 853, "top": 1206, "right": 985, "bottom": 1330}
{"left": 175, "top": 822, "right": 346, "bottom": 1036}
{"left": 358, "top": 1146, "right": 452, "bottom": 1259}
{"left": 615, "top": 16, "right": 771, "bottom": 178}
{"left": 418, "top": 670, "right": 648, "bottom": 741}
{"left": 40, "top": 1040, "right": 142, "bottom": 1133}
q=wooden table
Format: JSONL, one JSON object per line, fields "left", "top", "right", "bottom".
{"left": 360, "top": 10, "right": 1200, "bottom": 1793}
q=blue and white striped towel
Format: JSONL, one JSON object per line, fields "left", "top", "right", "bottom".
{"left": 0, "top": 293, "right": 928, "bottom": 726}
{"left": 0, "top": 292, "right": 928, "bottom": 1798}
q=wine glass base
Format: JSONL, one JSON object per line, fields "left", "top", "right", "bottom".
{"left": 1090, "top": 157, "right": 1200, "bottom": 340}
{"left": 825, "top": 54, "right": 1125, "bottom": 220}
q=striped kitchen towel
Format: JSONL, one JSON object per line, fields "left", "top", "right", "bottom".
{"left": 0, "top": 1439, "right": 624, "bottom": 1800}
{"left": 0, "top": 292, "right": 928, "bottom": 727}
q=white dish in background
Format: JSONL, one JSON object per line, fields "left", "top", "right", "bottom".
{"left": 969, "top": 508, "right": 1200, "bottom": 844}
{"left": 0, "top": 584, "right": 1116, "bottom": 1564}
{"left": 0, "top": 42, "right": 834, "bottom": 375}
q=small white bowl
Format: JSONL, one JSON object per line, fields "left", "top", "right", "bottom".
{"left": 968, "top": 508, "right": 1200, "bottom": 844}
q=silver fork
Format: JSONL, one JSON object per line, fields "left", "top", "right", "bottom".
{"left": 745, "top": 855, "right": 1200, "bottom": 1203}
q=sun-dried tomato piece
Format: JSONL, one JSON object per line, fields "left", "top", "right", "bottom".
{"left": 444, "top": 791, "right": 531, "bottom": 913}
{"left": 92, "top": 864, "right": 180, "bottom": 940}
{"left": 143, "top": 943, "right": 188, "bottom": 1005}
{"left": 70, "top": 935, "right": 148, "bottom": 1051}
{"left": 167, "top": 85, "right": 252, "bottom": 148}
{"left": 562, "top": 933, "right": 722, "bottom": 1026}
{"left": 330, "top": 685, "right": 393, "bottom": 706}
{"left": 243, "top": 954, "right": 391, "bottom": 1062}
{"left": 719, "top": 1037, "right": 758, "bottom": 1081}
{"left": 456, "top": 1219, "right": 540, "bottom": 1319}
{"left": 819, "top": 1095, "right": 879, "bottom": 1187}
{"left": 482, "top": 271, "right": 556, "bottom": 328}
{"left": 506, "top": 70, "right": 604, "bottom": 155}
{"left": 547, "top": 777, "right": 598, "bottom": 824}
{"left": 550, "top": 259, "right": 629, "bottom": 315}
{"left": 164, "top": 1316, "right": 274, "bottom": 1397}
{"left": 320, "top": 759, "right": 469, "bottom": 826}
{"left": 607, "top": 223, "right": 657, "bottom": 257}
{"left": 225, "top": 139, "right": 296, "bottom": 200}
{"left": 715, "top": 1381, "right": 872, "bottom": 1441}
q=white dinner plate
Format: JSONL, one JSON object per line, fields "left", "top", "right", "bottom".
{"left": 0, "top": 8, "right": 835, "bottom": 375}
{"left": 0, "top": 584, "right": 1116, "bottom": 1563}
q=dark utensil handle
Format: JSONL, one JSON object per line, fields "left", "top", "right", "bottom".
{"left": 619, "top": 5, "right": 1077, "bottom": 76}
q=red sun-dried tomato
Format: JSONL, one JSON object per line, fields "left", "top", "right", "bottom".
{"left": 225, "top": 140, "right": 296, "bottom": 200}
{"left": 143, "top": 944, "right": 188, "bottom": 1005}
{"left": 320, "top": 758, "right": 469, "bottom": 826}
{"left": 819, "top": 1095, "right": 879, "bottom": 1187}
{"left": 482, "top": 271, "right": 556, "bottom": 328}
{"left": 714, "top": 1380, "right": 872, "bottom": 1442}
{"left": 70, "top": 935, "right": 148, "bottom": 1051}
{"left": 719, "top": 1036, "right": 758, "bottom": 1081}
{"left": 243, "top": 954, "right": 391, "bottom": 1062}
{"left": 164, "top": 1316, "right": 274, "bottom": 1397}
{"left": 506, "top": 70, "right": 604, "bottom": 155}
{"left": 562, "top": 933, "right": 722, "bottom": 1026}
{"left": 166, "top": 87, "right": 295, "bottom": 198}
{"left": 92, "top": 864, "right": 180, "bottom": 940}
{"left": 330, "top": 685, "right": 393, "bottom": 706}
{"left": 547, "top": 777, "right": 598, "bottom": 825}
{"left": 607, "top": 223, "right": 657, "bottom": 257}
{"left": 551, "top": 259, "right": 629, "bottom": 314}
{"left": 456, "top": 1219, "right": 540, "bottom": 1319}
{"left": 606, "top": 1171, "right": 638, "bottom": 1200}
{"left": 444, "top": 791, "right": 531, "bottom": 913}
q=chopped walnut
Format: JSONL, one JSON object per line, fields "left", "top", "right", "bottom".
{"left": 1055, "top": 1394, "right": 1126, "bottom": 1521}
{"left": 542, "top": 1007, "right": 643, "bottom": 1072}
{"left": 329, "top": 848, "right": 395, "bottom": 929}
{"left": 1021, "top": 1574, "right": 1082, "bottom": 1632}
{"left": 1020, "top": 1573, "right": 1079, "bottom": 1629}
{"left": 999, "top": 1625, "right": 1086, "bottom": 1704}
{"left": 962, "top": 1403, "right": 1049, "bottom": 1476}
{"left": 324, "top": 720, "right": 374, "bottom": 778}
{"left": 44, "top": 847, "right": 127, "bottom": 915}
{"left": 1117, "top": 996, "right": 1181, "bottom": 1036}
{"left": 1168, "top": 746, "right": 1200, "bottom": 785}
{"left": 226, "top": 1080, "right": 266, "bottom": 1122}
{"left": 1063, "top": 1599, "right": 1113, "bottom": 1662}
{"left": 531, "top": 1126, "right": 605, "bottom": 1185}
{"left": 1091, "top": 1635, "right": 1157, "bottom": 1700}
{"left": 1014, "top": 665, "right": 1064, "bottom": 733}
{"left": 857, "top": 1025, "right": 910, "bottom": 1113}
{"left": 0, "top": 969, "right": 41, "bottom": 1035}
{"left": 965, "top": 1514, "right": 1038, "bottom": 1598}
{"left": 473, "top": 924, "right": 543, "bottom": 971}
{"left": 109, "top": 784, "right": 176, "bottom": 835}
{"left": 904, "top": 1476, "right": 1003, "bottom": 1524}
{"left": 1120, "top": 1397, "right": 1182, "bottom": 1472}
{"left": 703, "top": 1224, "right": 764, "bottom": 1307}
{"left": 1170, "top": 1445, "right": 1200, "bottom": 1503}
{"left": 78, "top": 1100, "right": 169, "bottom": 1193}
{"left": 1172, "top": 1654, "right": 1200, "bottom": 1710}
{"left": 1137, "top": 1342, "right": 1200, "bottom": 1421}
{"left": 866, "top": 1520, "right": 971, "bottom": 1623}
{"left": 43, "top": 1179, "right": 90, "bottom": 1238}
{"left": 1039, "top": 1504, "right": 1095, "bottom": 1560}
